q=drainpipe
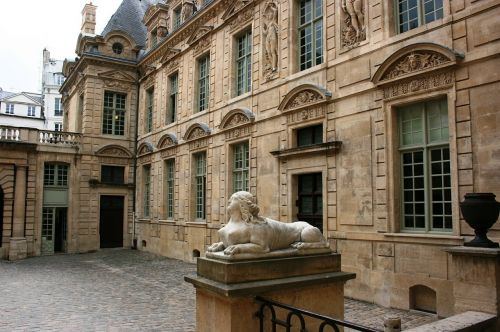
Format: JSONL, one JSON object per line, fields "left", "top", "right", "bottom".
{"left": 132, "top": 72, "right": 140, "bottom": 249}
{"left": 10, "top": 164, "right": 16, "bottom": 237}
{"left": 23, "top": 166, "right": 28, "bottom": 237}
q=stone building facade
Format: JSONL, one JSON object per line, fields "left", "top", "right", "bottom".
{"left": 2, "top": 0, "right": 499, "bottom": 319}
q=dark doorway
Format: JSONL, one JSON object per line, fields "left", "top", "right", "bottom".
{"left": 297, "top": 173, "right": 323, "bottom": 232}
{"left": 54, "top": 208, "right": 67, "bottom": 252}
{"left": 100, "top": 195, "right": 124, "bottom": 248}
{"left": 0, "top": 187, "right": 3, "bottom": 247}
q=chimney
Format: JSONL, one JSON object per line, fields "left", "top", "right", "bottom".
{"left": 81, "top": 2, "right": 97, "bottom": 34}
{"left": 43, "top": 48, "right": 50, "bottom": 65}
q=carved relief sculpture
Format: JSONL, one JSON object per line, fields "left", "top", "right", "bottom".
{"left": 262, "top": 0, "right": 279, "bottom": 81}
{"left": 286, "top": 90, "right": 323, "bottom": 109}
{"left": 341, "top": 0, "right": 366, "bottom": 49}
{"left": 207, "top": 191, "right": 330, "bottom": 259}
{"left": 383, "top": 52, "right": 451, "bottom": 80}
{"left": 181, "top": 0, "right": 197, "bottom": 22}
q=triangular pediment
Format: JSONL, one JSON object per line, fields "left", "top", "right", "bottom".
{"left": 98, "top": 70, "right": 136, "bottom": 82}
{"left": 222, "top": 0, "right": 251, "bottom": 20}
{"left": 187, "top": 26, "right": 213, "bottom": 45}
{"left": 160, "top": 48, "right": 181, "bottom": 63}
{"left": 3, "top": 93, "right": 42, "bottom": 105}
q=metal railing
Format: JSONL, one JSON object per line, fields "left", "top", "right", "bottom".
{"left": 256, "top": 296, "right": 383, "bottom": 332}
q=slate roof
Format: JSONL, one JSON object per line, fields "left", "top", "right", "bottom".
{"left": 101, "top": 0, "right": 161, "bottom": 47}
{"left": 0, "top": 89, "right": 15, "bottom": 100}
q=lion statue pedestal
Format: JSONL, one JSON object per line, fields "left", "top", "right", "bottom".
{"left": 185, "top": 191, "right": 356, "bottom": 332}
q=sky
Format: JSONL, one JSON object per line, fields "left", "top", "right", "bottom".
{"left": 0, "top": 0, "right": 123, "bottom": 93}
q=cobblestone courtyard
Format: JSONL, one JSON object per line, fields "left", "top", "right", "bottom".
{"left": 0, "top": 249, "right": 436, "bottom": 331}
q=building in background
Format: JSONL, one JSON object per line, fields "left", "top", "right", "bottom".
{"left": 0, "top": 88, "right": 44, "bottom": 129}
{"left": 0, "top": 0, "right": 499, "bottom": 321}
{"left": 42, "top": 49, "right": 65, "bottom": 131}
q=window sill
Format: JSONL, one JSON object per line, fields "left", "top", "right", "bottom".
{"left": 159, "top": 219, "right": 176, "bottom": 225}
{"left": 384, "top": 232, "right": 464, "bottom": 245}
{"left": 186, "top": 221, "right": 207, "bottom": 227}
{"left": 270, "top": 141, "right": 341, "bottom": 158}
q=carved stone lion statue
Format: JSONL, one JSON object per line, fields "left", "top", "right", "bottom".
{"left": 207, "top": 191, "right": 329, "bottom": 256}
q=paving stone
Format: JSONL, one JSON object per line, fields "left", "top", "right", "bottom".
{"left": 0, "top": 249, "right": 438, "bottom": 331}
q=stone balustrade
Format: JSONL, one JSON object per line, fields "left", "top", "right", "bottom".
{"left": 0, "top": 125, "right": 81, "bottom": 148}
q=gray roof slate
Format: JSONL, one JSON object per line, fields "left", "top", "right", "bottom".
{"left": 101, "top": 0, "right": 161, "bottom": 47}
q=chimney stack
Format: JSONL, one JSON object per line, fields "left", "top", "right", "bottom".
{"left": 81, "top": 2, "right": 97, "bottom": 35}
{"left": 43, "top": 48, "right": 50, "bottom": 65}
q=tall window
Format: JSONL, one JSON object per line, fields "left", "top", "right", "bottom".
{"left": 165, "top": 159, "right": 175, "bottom": 219}
{"left": 27, "top": 105, "right": 36, "bottom": 116}
{"left": 233, "top": 142, "right": 249, "bottom": 193}
{"left": 197, "top": 55, "right": 210, "bottom": 112}
{"left": 54, "top": 98, "right": 63, "bottom": 116}
{"left": 55, "top": 74, "right": 65, "bottom": 86}
{"left": 398, "top": 98, "right": 451, "bottom": 232}
{"left": 236, "top": 30, "right": 252, "bottom": 96}
{"left": 298, "top": 0, "right": 323, "bottom": 71}
{"left": 103, "top": 92, "right": 126, "bottom": 135}
{"left": 146, "top": 88, "right": 154, "bottom": 132}
{"left": 173, "top": 7, "right": 182, "bottom": 29}
{"left": 397, "top": 0, "right": 443, "bottom": 33}
{"left": 297, "top": 124, "right": 323, "bottom": 147}
{"left": 168, "top": 73, "right": 178, "bottom": 124}
{"left": 151, "top": 29, "right": 158, "bottom": 48}
{"left": 194, "top": 152, "right": 206, "bottom": 219}
{"left": 143, "top": 165, "right": 151, "bottom": 218}
{"left": 44, "top": 164, "right": 68, "bottom": 187}
{"left": 5, "top": 104, "right": 14, "bottom": 114}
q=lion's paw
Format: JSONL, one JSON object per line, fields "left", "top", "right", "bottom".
{"left": 208, "top": 242, "right": 225, "bottom": 252}
{"left": 223, "top": 245, "right": 240, "bottom": 256}
{"left": 291, "top": 242, "right": 305, "bottom": 249}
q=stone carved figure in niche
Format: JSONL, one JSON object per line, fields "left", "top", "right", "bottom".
{"left": 262, "top": 1, "right": 279, "bottom": 80}
{"left": 181, "top": 0, "right": 197, "bottom": 22}
{"left": 207, "top": 191, "right": 329, "bottom": 256}
{"left": 341, "top": 0, "right": 366, "bottom": 49}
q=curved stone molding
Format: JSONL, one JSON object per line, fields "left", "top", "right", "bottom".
{"left": 157, "top": 133, "right": 178, "bottom": 149}
{"left": 220, "top": 108, "right": 255, "bottom": 130}
{"left": 183, "top": 122, "right": 211, "bottom": 141}
{"left": 138, "top": 142, "right": 154, "bottom": 156}
{"left": 372, "top": 43, "right": 463, "bottom": 86}
{"left": 278, "top": 84, "right": 332, "bottom": 112}
{"left": 95, "top": 145, "right": 133, "bottom": 158}
{"left": 222, "top": 0, "right": 252, "bottom": 21}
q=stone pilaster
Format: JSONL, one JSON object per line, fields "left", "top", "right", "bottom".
{"left": 9, "top": 165, "right": 27, "bottom": 261}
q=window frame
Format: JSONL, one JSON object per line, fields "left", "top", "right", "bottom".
{"left": 101, "top": 165, "right": 125, "bottom": 185}
{"left": 102, "top": 91, "right": 126, "bottom": 136}
{"left": 145, "top": 87, "right": 154, "bottom": 133}
{"left": 5, "top": 103, "right": 14, "bottom": 114}
{"left": 232, "top": 141, "right": 250, "bottom": 193}
{"left": 173, "top": 6, "right": 182, "bottom": 29}
{"left": 397, "top": 98, "right": 452, "bottom": 233}
{"left": 54, "top": 123, "right": 63, "bottom": 132}
{"left": 54, "top": 98, "right": 63, "bottom": 116}
{"left": 193, "top": 152, "right": 207, "bottom": 220}
{"left": 235, "top": 29, "right": 252, "bottom": 96}
{"left": 165, "top": 159, "right": 175, "bottom": 219}
{"left": 196, "top": 54, "right": 210, "bottom": 113}
{"left": 143, "top": 165, "right": 152, "bottom": 218}
{"left": 167, "top": 72, "right": 178, "bottom": 124}
{"left": 27, "top": 105, "right": 36, "bottom": 117}
{"left": 395, "top": 0, "right": 444, "bottom": 34}
{"left": 44, "top": 163, "right": 69, "bottom": 187}
{"left": 298, "top": 0, "right": 324, "bottom": 71}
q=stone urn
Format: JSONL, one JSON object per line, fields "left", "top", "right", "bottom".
{"left": 460, "top": 193, "right": 499, "bottom": 248}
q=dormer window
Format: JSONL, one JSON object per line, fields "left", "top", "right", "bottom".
{"left": 112, "top": 43, "right": 123, "bottom": 54}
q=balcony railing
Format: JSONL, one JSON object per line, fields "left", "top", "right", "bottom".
{"left": 0, "top": 125, "right": 81, "bottom": 148}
